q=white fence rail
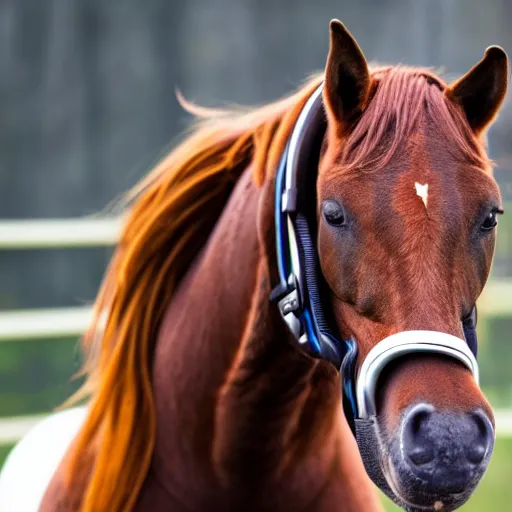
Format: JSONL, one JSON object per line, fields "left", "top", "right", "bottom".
{"left": 0, "top": 217, "right": 511, "bottom": 444}
{"left": 0, "top": 306, "right": 94, "bottom": 341}
{"left": 0, "top": 414, "right": 49, "bottom": 444}
{"left": 0, "top": 217, "right": 123, "bottom": 249}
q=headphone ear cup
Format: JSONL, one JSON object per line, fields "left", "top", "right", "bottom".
{"left": 271, "top": 83, "right": 345, "bottom": 367}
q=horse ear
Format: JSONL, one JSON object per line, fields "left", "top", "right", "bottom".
{"left": 446, "top": 46, "right": 509, "bottom": 135}
{"left": 324, "top": 19, "right": 371, "bottom": 132}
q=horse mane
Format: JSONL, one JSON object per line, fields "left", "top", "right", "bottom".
{"left": 62, "top": 65, "right": 491, "bottom": 512}
{"left": 63, "top": 74, "right": 323, "bottom": 511}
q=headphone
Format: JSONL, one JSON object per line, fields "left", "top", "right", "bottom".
{"left": 269, "top": 83, "right": 480, "bottom": 433}
{"left": 269, "top": 84, "right": 359, "bottom": 422}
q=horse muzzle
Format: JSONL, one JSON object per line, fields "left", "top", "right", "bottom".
{"left": 348, "top": 330, "right": 490, "bottom": 511}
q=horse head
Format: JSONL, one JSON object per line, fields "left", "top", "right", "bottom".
{"left": 312, "top": 20, "right": 508, "bottom": 511}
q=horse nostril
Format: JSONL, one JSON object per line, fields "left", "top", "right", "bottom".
{"left": 466, "top": 410, "right": 493, "bottom": 464}
{"left": 402, "top": 404, "right": 436, "bottom": 467}
{"left": 408, "top": 446, "right": 435, "bottom": 466}
{"left": 467, "top": 443, "right": 486, "bottom": 464}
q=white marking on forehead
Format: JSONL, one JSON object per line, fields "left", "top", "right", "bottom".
{"left": 434, "top": 501, "right": 444, "bottom": 510}
{"left": 414, "top": 182, "right": 429, "bottom": 208}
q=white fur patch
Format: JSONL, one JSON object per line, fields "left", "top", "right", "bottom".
{"left": 414, "top": 182, "right": 429, "bottom": 208}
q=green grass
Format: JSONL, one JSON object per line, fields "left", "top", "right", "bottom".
{"left": 382, "top": 437, "right": 512, "bottom": 511}
{"left": 0, "top": 337, "right": 82, "bottom": 417}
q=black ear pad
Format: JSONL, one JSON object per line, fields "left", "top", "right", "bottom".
{"left": 295, "top": 212, "right": 343, "bottom": 366}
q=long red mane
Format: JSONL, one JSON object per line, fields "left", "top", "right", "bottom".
{"left": 63, "top": 75, "right": 322, "bottom": 511}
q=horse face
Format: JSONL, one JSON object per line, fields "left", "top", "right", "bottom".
{"left": 317, "top": 20, "right": 508, "bottom": 511}
{"left": 318, "top": 154, "right": 500, "bottom": 509}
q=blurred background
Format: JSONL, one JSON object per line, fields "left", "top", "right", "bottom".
{"left": 0, "top": 1, "right": 510, "bottom": 510}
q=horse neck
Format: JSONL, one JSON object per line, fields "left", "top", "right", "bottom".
{"left": 147, "top": 165, "right": 381, "bottom": 511}
{"left": 148, "top": 165, "right": 263, "bottom": 486}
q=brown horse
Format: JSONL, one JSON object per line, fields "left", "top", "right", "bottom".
{"left": 37, "top": 20, "right": 508, "bottom": 512}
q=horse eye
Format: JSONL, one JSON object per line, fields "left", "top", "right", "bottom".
{"left": 322, "top": 200, "right": 346, "bottom": 226}
{"left": 481, "top": 211, "right": 498, "bottom": 231}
